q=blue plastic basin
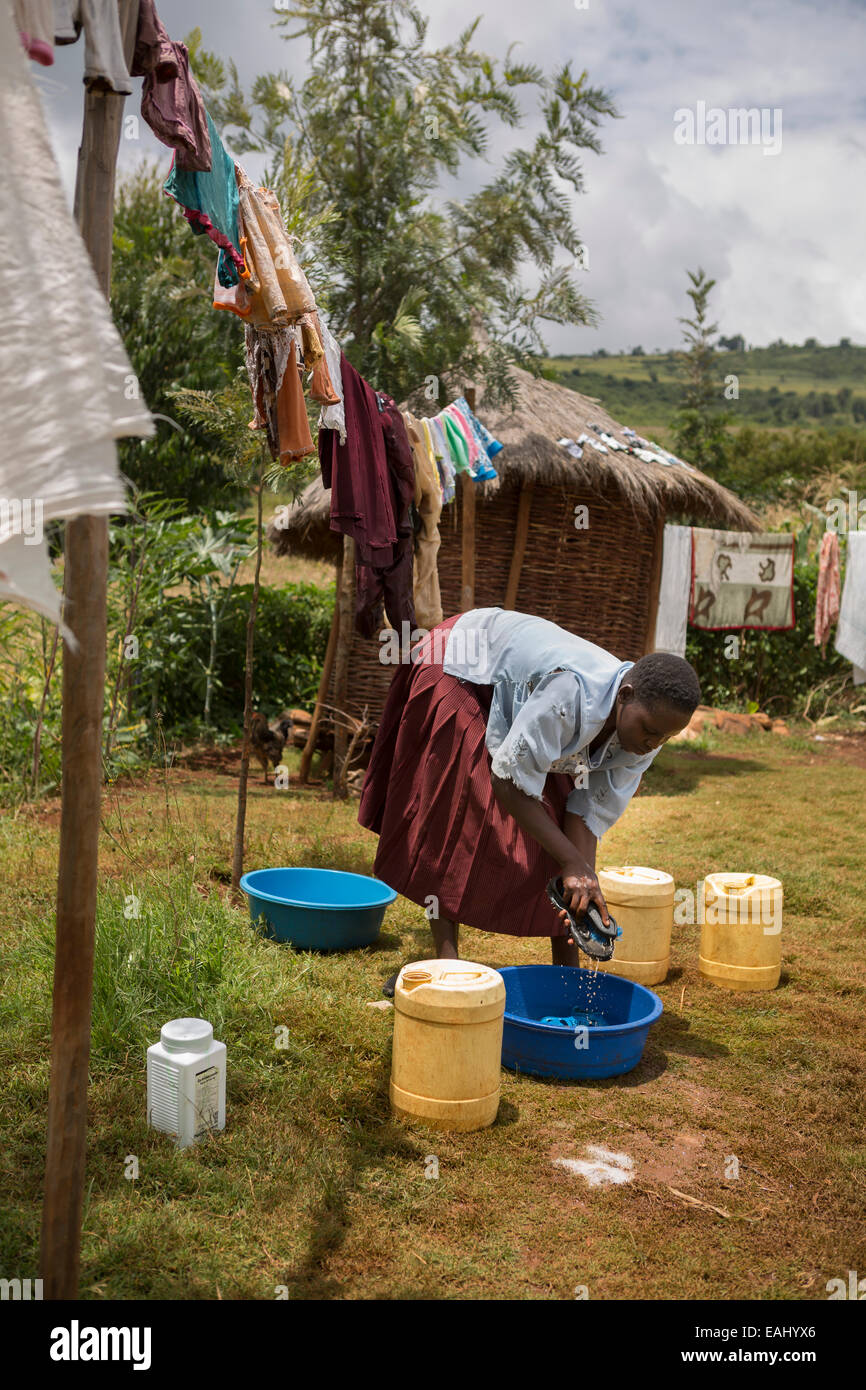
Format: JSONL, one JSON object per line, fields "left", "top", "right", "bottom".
{"left": 240, "top": 867, "right": 397, "bottom": 951}
{"left": 500, "top": 965, "right": 663, "bottom": 1080}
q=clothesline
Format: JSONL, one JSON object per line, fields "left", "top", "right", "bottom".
{"left": 13, "top": 0, "right": 506, "bottom": 643}
{"left": 115, "top": 2, "right": 505, "bottom": 640}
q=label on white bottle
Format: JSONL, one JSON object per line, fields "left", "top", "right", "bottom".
{"left": 194, "top": 1065, "right": 220, "bottom": 1138}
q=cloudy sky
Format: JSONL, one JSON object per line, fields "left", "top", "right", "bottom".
{"left": 33, "top": 0, "right": 865, "bottom": 354}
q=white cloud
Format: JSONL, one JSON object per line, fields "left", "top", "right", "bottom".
{"left": 34, "top": 0, "right": 865, "bottom": 349}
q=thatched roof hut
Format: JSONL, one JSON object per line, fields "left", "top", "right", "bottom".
{"left": 270, "top": 367, "right": 758, "bottom": 757}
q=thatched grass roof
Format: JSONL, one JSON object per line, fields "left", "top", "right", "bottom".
{"left": 269, "top": 365, "right": 758, "bottom": 559}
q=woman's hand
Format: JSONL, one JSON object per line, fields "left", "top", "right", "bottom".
{"left": 558, "top": 865, "right": 610, "bottom": 927}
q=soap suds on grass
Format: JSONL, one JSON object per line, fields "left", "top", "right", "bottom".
{"left": 553, "top": 1146, "right": 634, "bottom": 1188}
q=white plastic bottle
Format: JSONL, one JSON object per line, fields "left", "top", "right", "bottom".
{"left": 147, "top": 1018, "right": 226, "bottom": 1148}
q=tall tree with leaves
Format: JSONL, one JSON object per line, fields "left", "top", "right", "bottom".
{"left": 671, "top": 267, "right": 730, "bottom": 478}
{"left": 193, "top": 1, "right": 619, "bottom": 403}
{"left": 111, "top": 165, "right": 248, "bottom": 510}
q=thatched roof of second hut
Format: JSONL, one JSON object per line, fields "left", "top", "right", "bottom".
{"left": 269, "top": 365, "right": 758, "bottom": 559}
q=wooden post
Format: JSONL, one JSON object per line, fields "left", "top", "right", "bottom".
{"left": 298, "top": 554, "right": 342, "bottom": 783}
{"left": 504, "top": 481, "right": 534, "bottom": 609}
{"left": 460, "top": 386, "right": 477, "bottom": 611}
{"left": 231, "top": 458, "right": 266, "bottom": 891}
{"left": 459, "top": 474, "right": 476, "bottom": 611}
{"left": 39, "top": 0, "right": 140, "bottom": 1301}
{"left": 643, "top": 512, "right": 667, "bottom": 654}
{"left": 332, "top": 535, "right": 355, "bottom": 797}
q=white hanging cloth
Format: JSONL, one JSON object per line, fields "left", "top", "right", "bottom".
{"left": 835, "top": 530, "right": 866, "bottom": 683}
{"left": 652, "top": 523, "right": 692, "bottom": 657}
{"left": 0, "top": 0, "right": 154, "bottom": 635}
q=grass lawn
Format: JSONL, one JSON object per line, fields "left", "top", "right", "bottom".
{"left": 1, "top": 729, "right": 864, "bottom": 1300}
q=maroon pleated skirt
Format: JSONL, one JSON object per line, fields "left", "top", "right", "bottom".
{"left": 358, "top": 614, "right": 572, "bottom": 937}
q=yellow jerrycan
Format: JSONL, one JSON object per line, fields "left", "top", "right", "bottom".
{"left": 698, "top": 872, "right": 783, "bottom": 991}
{"left": 390, "top": 959, "right": 506, "bottom": 1132}
{"left": 595, "top": 866, "right": 675, "bottom": 985}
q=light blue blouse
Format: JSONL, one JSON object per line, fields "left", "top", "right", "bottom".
{"left": 441, "top": 607, "right": 658, "bottom": 839}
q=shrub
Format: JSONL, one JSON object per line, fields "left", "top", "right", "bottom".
{"left": 138, "top": 581, "right": 335, "bottom": 732}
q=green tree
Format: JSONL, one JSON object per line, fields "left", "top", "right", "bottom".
{"left": 193, "top": 1, "right": 619, "bottom": 403}
{"left": 670, "top": 267, "right": 729, "bottom": 477}
{"left": 111, "top": 166, "right": 247, "bottom": 510}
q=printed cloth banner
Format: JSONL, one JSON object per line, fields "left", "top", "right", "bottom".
{"left": 690, "top": 529, "right": 795, "bottom": 631}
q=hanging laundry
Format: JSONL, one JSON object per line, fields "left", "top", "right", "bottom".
{"left": 422, "top": 416, "right": 454, "bottom": 503}
{"left": 319, "top": 355, "right": 399, "bottom": 565}
{"left": 276, "top": 340, "right": 315, "bottom": 461}
{"left": 453, "top": 394, "right": 503, "bottom": 460}
{"left": 53, "top": 0, "right": 133, "bottom": 93}
{"left": 403, "top": 410, "right": 443, "bottom": 629}
{"left": 295, "top": 312, "right": 323, "bottom": 369}
{"left": 444, "top": 403, "right": 482, "bottom": 469}
{"left": 653, "top": 524, "right": 692, "bottom": 657}
{"left": 164, "top": 109, "right": 245, "bottom": 285}
{"left": 835, "top": 531, "right": 866, "bottom": 679}
{"left": 131, "top": 0, "right": 212, "bottom": 172}
{"left": 354, "top": 395, "right": 416, "bottom": 638}
{"left": 212, "top": 261, "right": 251, "bottom": 319}
{"left": 415, "top": 415, "right": 446, "bottom": 506}
{"left": 445, "top": 400, "right": 497, "bottom": 480}
{"left": 424, "top": 415, "right": 455, "bottom": 499}
{"left": 0, "top": 1, "right": 153, "bottom": 631}
{"left": 690, "top": 528, "right": 795, "bottom": 631}
{"left": 243, "top": 325, "right": 313, "bottom": 463}
{"left": 813, "top": 531, "right": 841, "bottom": 654}
{"left": 315, "top": 312, "right": 346, "bottom": 444}
{"left": 437, "top": 410, "right": 471, "bottom": 474}
{"left": 14, "top": 0, "right": 53, "bottom": 63}
{"left": 235, "top": 166, "right": 316, "bottom": 327}
{"left": 304, "top": 311, "right": 340, "bottom": 405}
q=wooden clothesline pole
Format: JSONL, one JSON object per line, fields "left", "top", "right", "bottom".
{"left": 459, "top": 384, "right": 477, "bottom": 611}
{"left": 39, "top": 0, "right": 140, "bottom": 1301}
{"left": 299, "top": 552, "right": 342, "bottom": 783}
{"left": 332, "top": 535, "right": 356, "bottom": 797}
{"left": 503, "top": 480, "right": 534, "bottom": 610}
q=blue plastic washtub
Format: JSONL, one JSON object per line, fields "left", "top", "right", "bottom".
{"left": 500, "top": 964, "right": 663, "bottom": 1080}
{"left": 240, "top": 867, "right": 397, "bottom": 951}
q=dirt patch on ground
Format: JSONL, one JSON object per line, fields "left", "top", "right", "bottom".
{"left": 549, "top": 1125, "right": 714, "bottom": 1188}
{"left": 805, "top": 731, "right": 866, "bottom": 768}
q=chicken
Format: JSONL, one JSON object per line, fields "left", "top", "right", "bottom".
{"left": 249, "top": 711, "right": 293, "bottom": 784}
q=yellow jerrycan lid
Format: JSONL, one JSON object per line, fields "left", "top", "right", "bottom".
{"left": 598, "top": 864, "right": 675, "bottom": 907}
{"left": 704, "top": 872, "right": 782, "bottom": 897}
{"left": 395, "top": 958, "right": 506, "bottom": 1024}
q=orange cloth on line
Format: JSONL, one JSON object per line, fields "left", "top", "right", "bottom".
{"left": 235, "top": 165, "right": 316, "bottom": 328}
{"left": 213, "top": 260, "right": 251, "bottom": 318}
{"left": 814, "top": 530, "right": 841, "bottom": 652}
{"left": 276, "top": 341, "right": 314, "bottom": 460}
{"left": 306, "top": 310, "right": 340, "bottom": 405}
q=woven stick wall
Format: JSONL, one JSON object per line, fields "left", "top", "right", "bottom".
{"left": 324, "top": 479, "right": 657, "bottom": 727}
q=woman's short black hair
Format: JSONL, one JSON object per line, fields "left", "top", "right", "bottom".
{"left": 628, "top": 652, "right": 702, "bottom": 715}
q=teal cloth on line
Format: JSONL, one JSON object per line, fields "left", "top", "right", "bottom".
{"left": 164, "top": 109, "right": 242, "bottom": 286}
